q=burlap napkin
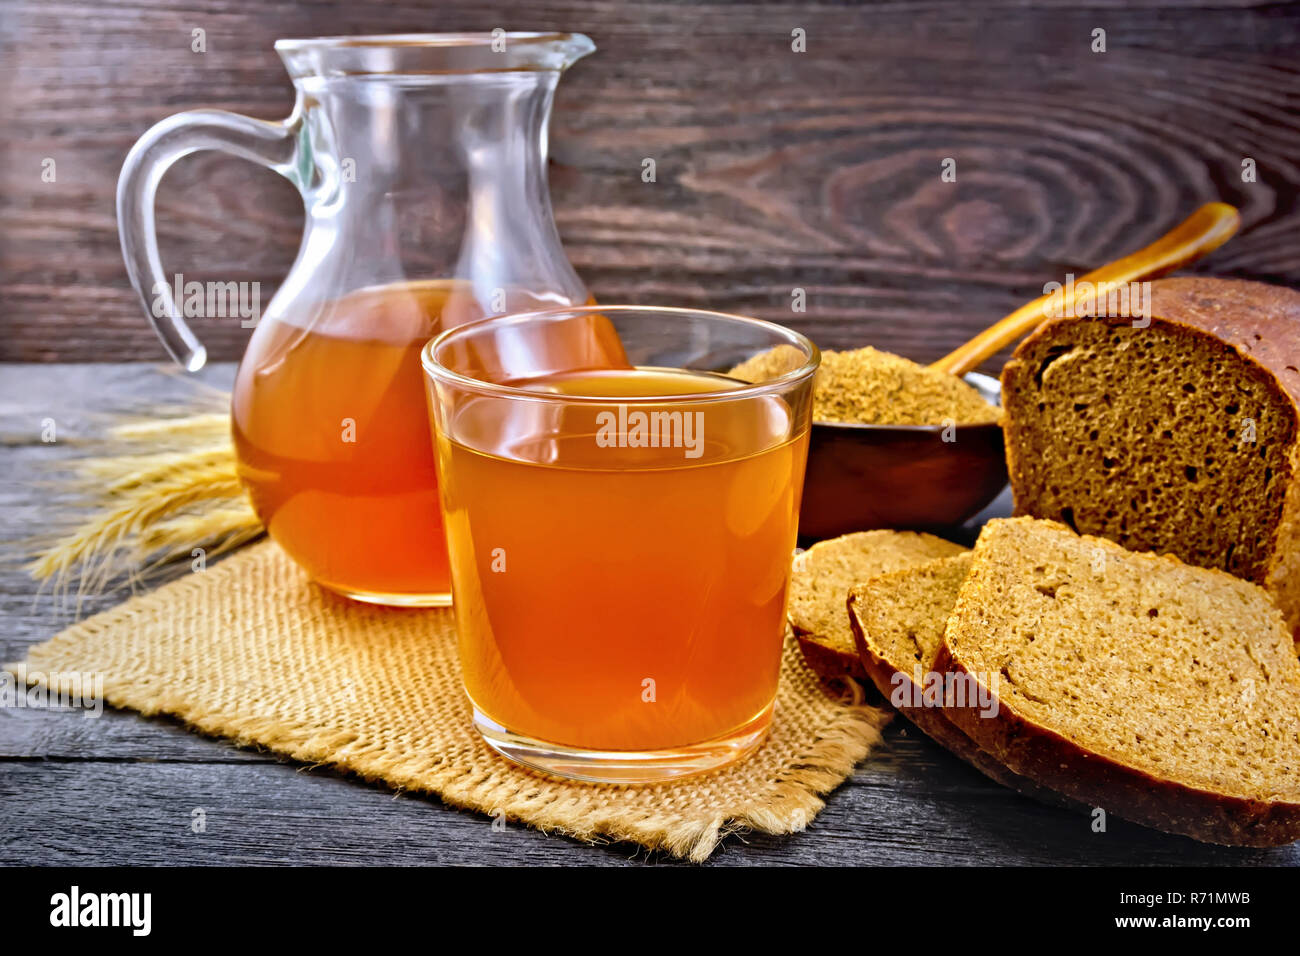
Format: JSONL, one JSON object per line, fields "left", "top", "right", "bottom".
{"left": 10, "top": 541, "right": 890, "bottom": 861}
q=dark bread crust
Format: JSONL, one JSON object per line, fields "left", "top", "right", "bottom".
{"left": 933, "top": 644, "right": 1300, "bottom": 848}
{"left": 1001, "top": 277, "right": 1300, "bottom": 637}
{"left": 847, "top": 588, "right": 1076, "bottom": 809}
{"left": 1143, "top": 278, "right": 1300, "bottom": 409}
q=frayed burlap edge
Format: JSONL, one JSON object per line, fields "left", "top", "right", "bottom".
{"left": 9, "top": 558, "right": 891, "bottom": 862}
{"left": 11, "top": 661, "right": 889, "bottom": 862}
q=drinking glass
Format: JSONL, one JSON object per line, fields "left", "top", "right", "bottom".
{"left": 423, "top": 306, "right": 819, "bottom": 782}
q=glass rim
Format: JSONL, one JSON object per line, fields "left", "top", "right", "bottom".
{"left": 275, "top": 32, "right": 595, "bottom": 77}
{"left": 421, "top": 304, "right": 821, "bottom": 406}
{"left": 275, "top": 31, "right": 586, "bottom": 50}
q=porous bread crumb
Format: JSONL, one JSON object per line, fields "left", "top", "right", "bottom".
{"left": 789, "top": 530, "right": 966, "bottom": 681}
{"left": 730, "top": 344, "right": 1000, "bottom": 426}
{"left": 1000, "top": 277, "right": 1300, "bottom": 638}
{"left": 850, "top": 553, "right": 973, "bottom": 677}
{"left": 938, "top": 516, "right": 1300, "bottom": 846}
{"left": 846, "top": 552, "right": 1071, "bottom": 803}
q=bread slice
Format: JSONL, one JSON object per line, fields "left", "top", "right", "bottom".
{"left": 936, "top": 516, "right": 1300, "bottom": 847}
{"left": 1001, "top": 277, "right": 1300, "bottom": 638}
{"left": 847, "top": 554, "right": 1070, "bottom": 804}
{"left": 789, "top": 530, "right": 965, "bottom": 682}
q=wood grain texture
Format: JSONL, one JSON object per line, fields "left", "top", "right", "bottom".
{"left": 2, "top": 1, "right": 1299, "bottom": 366}
{"left": 2, "top": 362, "right": 1299, "bottom": 865}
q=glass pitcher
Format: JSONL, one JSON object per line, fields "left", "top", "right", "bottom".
{"left": 117, "top": 33, "right": 612, "bottom": 606}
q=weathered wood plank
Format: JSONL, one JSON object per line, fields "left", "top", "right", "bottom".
{"left": 0, "top": 362, "right": 237, "bottom": 659}
{"left": 4, "top": 736, "right": 1296, "bottom": 866}
{"left": 3, "top": 1, "right": 1299, "bottom": 364}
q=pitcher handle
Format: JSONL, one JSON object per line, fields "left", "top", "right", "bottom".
{"left": 116, "top": 108, "right": 304, "bottom": 371}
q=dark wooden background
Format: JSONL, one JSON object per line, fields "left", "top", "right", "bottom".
{"left": 4, "top": 0, "right": 1300, "bottom": 868}
{"left": 2, "top": 0, "right": 1299, "bottom": 366}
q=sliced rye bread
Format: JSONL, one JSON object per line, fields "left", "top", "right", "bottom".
{"left": 936, "top": 516, "right": 1300, "bottom": 847}
{"left": 847, "top": 554, "right": 1075, "bottom": 807}
{"left": 789, "top": 530, "right": 965, "bottom": 682}
{"left": 1000, "top": 277, "right": 1300, "bottom": 638}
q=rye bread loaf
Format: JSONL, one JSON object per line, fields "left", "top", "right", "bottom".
{"left": 847, "top": 554, "right": 1072, "bottom": 806}
{"left": 937, "top": 517, "right": 1300, "bottom": 847}
{"left": 1001, "top": 277, "right": 1300, "bottom": 637}
{"left": 789, "top": 530, "right": 965, "bottom": 682}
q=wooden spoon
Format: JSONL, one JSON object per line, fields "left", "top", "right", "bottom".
{"left": 930, "top": 202, "right": 1240, "bottom": 377}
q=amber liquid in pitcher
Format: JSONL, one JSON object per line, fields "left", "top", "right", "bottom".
{"left": 232, "top": 280, "right": 611, "bottom": 604}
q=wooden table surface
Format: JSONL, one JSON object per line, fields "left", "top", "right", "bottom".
{"left": 4, "top": 0, "right": 1300, "bottom": 368}
{"left": 3, "top": 362, "right": 1297, "bottom": 866}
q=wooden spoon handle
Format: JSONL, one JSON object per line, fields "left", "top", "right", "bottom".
{"left": 929, "top": 202, "right": 1241, "bottom": 377}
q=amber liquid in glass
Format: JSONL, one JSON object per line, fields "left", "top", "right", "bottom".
{"left": 232, "top": 280, "right": 611, "bottom": 603}
{"left": 437, "top": 367, "right": 808, "bottom": 751}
